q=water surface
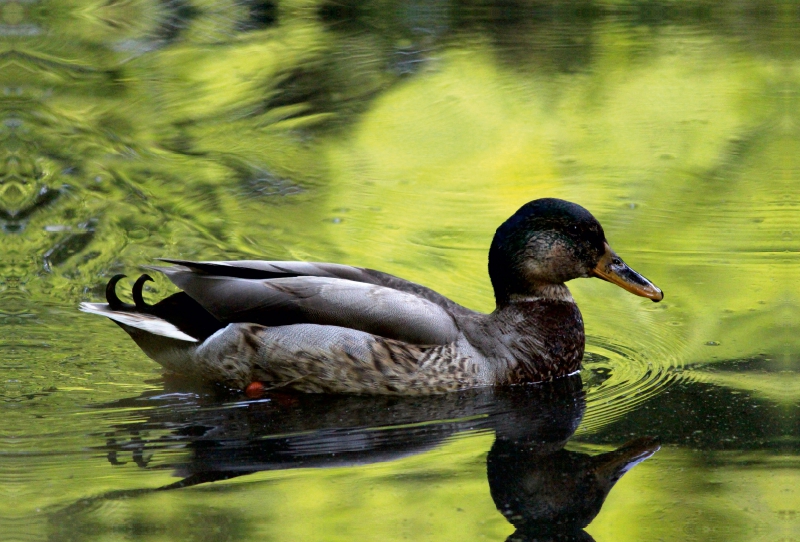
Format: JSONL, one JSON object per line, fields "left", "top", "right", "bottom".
{"left": 1, "top": 1, "right": 798, "bottom": 541}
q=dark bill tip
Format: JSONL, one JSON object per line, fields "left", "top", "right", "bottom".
{"left": 592, "top": 243, "right": 663, "bottom": 301}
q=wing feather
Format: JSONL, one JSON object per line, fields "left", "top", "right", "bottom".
{"left": 157, "top": 268, "right": 460, "bottom": 345}
{"left": 155, "top": 259, "right": 470, "bottom": 315}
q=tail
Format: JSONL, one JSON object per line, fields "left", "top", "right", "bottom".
{"left": 79, "top": 302, "right": 198, "bottom": 342}
{"left": 79, "top": 274, "right": 199, "bottom": 342}
{"left": 80, "top": 274, "right": 225, "bottom": 375}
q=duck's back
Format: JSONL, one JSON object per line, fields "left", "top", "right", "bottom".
{"left": 156, "top": 262, "right": 464, "bottom": 345}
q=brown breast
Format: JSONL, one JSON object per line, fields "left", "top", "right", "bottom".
{"left": 485, "top": 300, "right": 586, "bottom": 384}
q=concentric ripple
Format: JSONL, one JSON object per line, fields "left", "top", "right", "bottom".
{"left": 577, "top": 332, "right": 686, "bottom": 435}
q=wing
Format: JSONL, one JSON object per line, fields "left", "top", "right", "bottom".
{"left": 157, "top": 259, "right": 471, "bottom": 315}
{"left": 157, "top": 266, "right": 461, "bottom": 345}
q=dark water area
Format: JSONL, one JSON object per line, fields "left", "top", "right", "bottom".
{"left": 53, "top": 377, "right": 661, "bottom": 542}
{"left": 1, "top": 1, "right": 799, "bottom": 540}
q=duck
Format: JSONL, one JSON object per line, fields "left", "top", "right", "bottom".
{"left": 80, "top": 198, "right": 663, "bottom": 394}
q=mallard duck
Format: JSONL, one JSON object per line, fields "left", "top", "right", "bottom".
{"left": 80, "top": 198, "right": 662, "bottom": 394}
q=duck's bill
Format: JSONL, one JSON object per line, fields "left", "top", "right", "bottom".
{"left": 591, "top": 242, "right": 664, "bottom": 302}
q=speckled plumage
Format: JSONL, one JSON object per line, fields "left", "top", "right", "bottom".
{"left": 81, "top": 198, "right": 662, "bottom": 394}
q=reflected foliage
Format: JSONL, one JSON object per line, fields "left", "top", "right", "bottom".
{"left": 1, "top": 0, "right": 799, "bottom": 540}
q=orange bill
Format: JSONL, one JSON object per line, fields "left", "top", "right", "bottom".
{"left": 591, "top": 242, "right": 663, "bottom": 302}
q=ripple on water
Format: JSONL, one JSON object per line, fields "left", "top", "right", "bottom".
{"left": 577, "top": 332, "right": 685, "bottom": 435}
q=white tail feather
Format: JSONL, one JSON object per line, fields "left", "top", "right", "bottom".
{"left": 79, "top": 303, "right": 198, "bottom": 342}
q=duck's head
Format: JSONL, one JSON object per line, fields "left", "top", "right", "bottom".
{"left": 489, "top": 198, "right": 663, "bottom": 304}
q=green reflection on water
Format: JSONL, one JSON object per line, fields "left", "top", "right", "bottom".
{"left": 1, "top": 1, "right": 799, "bottom": 541}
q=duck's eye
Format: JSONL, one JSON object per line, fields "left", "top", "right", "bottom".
{"left": 611, "top": 257, "right": 622, "bottom": 266}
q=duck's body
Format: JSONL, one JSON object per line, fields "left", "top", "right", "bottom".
{"left": 81, "top": 199, "right": 662, "bottom": 394}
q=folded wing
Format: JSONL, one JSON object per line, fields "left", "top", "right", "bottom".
{"left": 158, "top": 259, "right": 470, "bottom": 315}
{"left": 158, "top": 265, "right": 461, "bottom": 345}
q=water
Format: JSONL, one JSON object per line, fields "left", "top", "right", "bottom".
{"left": 2, "top": 1, "right": 799, "bottom": 540}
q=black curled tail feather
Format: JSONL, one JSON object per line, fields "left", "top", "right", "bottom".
{"left": 106, "top": 273, "right": 155, "bottom": 311}
{"left": 106, "top": 274, "right": 131, "bottom": 309}
{"left": 100, "top": 274, "right": 225, "bottom": 342}
{"left": 133, "top": 274, "right": 154, "bottom": 309}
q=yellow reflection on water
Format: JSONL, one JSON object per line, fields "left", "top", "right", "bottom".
{"left": 589, "top": 448, "right": 800, "bottom": 542}
{"left": 2, "top": 2, "right": 799, "bottom": 541}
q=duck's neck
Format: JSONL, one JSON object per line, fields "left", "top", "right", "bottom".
{"left": 504, "top": 283, "right": 575, "bottom": 305}
{"left": 487, "top": 284, "right": 585, "bottom": 384}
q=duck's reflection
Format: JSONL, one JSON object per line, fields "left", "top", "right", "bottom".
{"left": 85, "top": 376, "right": 658, "bottom": 539}
{"left": 489, "top": 436, "right": 658, "bottom": 542}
